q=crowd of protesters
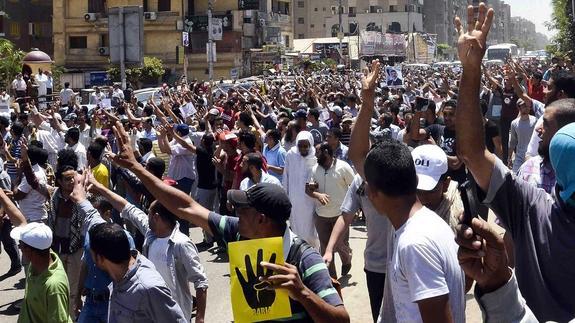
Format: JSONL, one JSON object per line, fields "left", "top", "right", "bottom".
{"left": 1, "top": 3, "right": 575, "bottom": 323}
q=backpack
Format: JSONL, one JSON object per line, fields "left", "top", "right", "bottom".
{"left": 286, "top": 237, "right": 343, "bottom": 299}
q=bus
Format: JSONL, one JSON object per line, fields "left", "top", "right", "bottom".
{"left": 486, "top": 43, "right": 519, "bottom": 61}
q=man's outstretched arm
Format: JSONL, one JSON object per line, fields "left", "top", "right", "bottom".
{"left": 348, "top": 60, "right": 381, "bottom": 180}
{"left": 111, "top": 121, "right": 213, "bottom": 236}
{"left": 455, "top": 4, "right": 497, "bottom": 192}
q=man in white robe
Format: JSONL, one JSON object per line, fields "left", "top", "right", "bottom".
{"left": 283, "top": 131, "right": 319, "bottom": 249}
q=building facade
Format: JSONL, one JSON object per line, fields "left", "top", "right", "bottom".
{"left": 293, "top": 0, "right": 424, "bottom": 39}
{"left": 53, "top": 0, "right": 186, "bottom": 85}
{"left": 510, "top": 16, "right": 541, "bottom": 51}
{"left": 52, "top": 0, "right": 293, "bottom": 85}
{"left": 0, "top": 0, "right": 53, "bottom": 55}
{"left": 422, "top": 0, "right": 466, "bottom": 46}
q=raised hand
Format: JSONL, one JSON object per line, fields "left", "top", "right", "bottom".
{"left": 69, "top": 169, "right": 90, "bottom": 204}
{"left": 112, "top": 121, "right": 139, "bottom": 169}
{"left": 361, "top": 60, "right": 381, "bottom": 92}
{"left": 234, "top": 249, "right": 277, "bottom": 311}
{"left": 454, "top": 3, "right": 494, "bottom": 69}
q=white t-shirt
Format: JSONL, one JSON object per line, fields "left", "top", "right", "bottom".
{"left": 17, "top": 164, "right": 48, "bottom": 222}
{"left": 0, "top": 93, "right": 11, "bottom": 117}
{"left": 148, "top": 236, "right": 175, "bottom": 291}
{"left": 59, "top": 88, "right": 74, "bottom": 105}
{"left": 35, "top": 73, "right": 48, "bottom": 96}
{"left": 389, "top": 207, "right": 465, "bottom": 323}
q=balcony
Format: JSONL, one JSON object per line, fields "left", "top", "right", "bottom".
{"left": 270, "top": 13, "right": 290, "bottom": 25}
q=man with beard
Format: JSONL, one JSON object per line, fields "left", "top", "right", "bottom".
{"left": 518, "top": 98, "right": 575, "bottom": 193}
{"left": 411, "top": 144, "right": 464, "bottom": 232}
{"left": 455, "top": 6, "right": 575, "bottom": 319}
{"left": 239, "top": 153, "right": 281, "bottom": 191}
{"left": 306, "top": 142, "right": 354, "bottom": 278}
{"left": 519, "top": 70, "right": 575, "bottom": 158}
{"left": 283, "top": 131, "right": 319, "bottom": 249}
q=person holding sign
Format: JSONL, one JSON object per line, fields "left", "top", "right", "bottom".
{"left": 108, "top": 120, "right": 350, "bottom": 323}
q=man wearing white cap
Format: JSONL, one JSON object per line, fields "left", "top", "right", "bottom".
{"left": 412, "top": 144, "right": 464, "bottom": 232}
{"left": 0, "top": 189, "right": 73, "bottom": 323}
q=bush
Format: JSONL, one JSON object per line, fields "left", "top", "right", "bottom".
{"left": 108, "top": 56, "right": 164, "bottom": 87}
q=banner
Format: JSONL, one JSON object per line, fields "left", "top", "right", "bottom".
{"left": 360, "top": 31, "right": 406, "bottom": 57}
{"left": 229, "top": 237, "right": 291, "bottom": 323}
{"left": 407, "top": 33, "right": 437, "bottom": 64}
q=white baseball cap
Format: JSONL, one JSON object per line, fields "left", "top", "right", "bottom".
{"left": 412, "top": 144, "right": 448, "bottom": 191}
{"left": 10, "top": 223, "right": 53, "bottom": 250}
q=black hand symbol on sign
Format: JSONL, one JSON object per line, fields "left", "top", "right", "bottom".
{"left": 235, "top": 249, "right": 277, "bottom": 310}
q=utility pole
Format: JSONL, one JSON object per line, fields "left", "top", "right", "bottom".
{"left": 207, "top": 0, "right": 214, "bottom": 108}
{"left": 181, "top": 0, "right": 188, "bottom": 81}
{"left": 119, "top": 6, "right": 126, "bottom": 89}
{"left": 338, "top": 0, "right": 343, "bottom": 65}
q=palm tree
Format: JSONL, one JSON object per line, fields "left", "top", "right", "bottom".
{"left": 0, "top": 39, "right": 25, "bottom": 90}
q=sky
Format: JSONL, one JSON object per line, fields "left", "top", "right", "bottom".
{"left": 504, "top": 0, "right": 556, "bottom": 38}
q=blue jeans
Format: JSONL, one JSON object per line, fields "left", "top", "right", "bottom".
{"left": 78, "top": 299, "right": 108, "bottom": 323}
{"left": 175, "top": 177, "right": 195, "bottom": 235}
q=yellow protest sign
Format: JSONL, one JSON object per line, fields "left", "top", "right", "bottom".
{"left": 228, "top": 237, "right": 292, "bottom": 323}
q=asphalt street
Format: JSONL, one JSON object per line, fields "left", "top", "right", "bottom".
{"left": 0, "top": 219, "right": 482, "bottom": 322}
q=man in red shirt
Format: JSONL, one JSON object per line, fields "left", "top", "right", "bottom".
{"left": 528, "top": 72, "right": 545, "bottom": 102}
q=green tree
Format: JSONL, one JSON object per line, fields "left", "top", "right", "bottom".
{"left": 547, "top": 0, "right": 575, "bottom": 59}
{"left": 0, "top": 39, "right": 25, "bottom": 90}
{"left": 436, "top": 43, "right": 451, "bottom": 60}
{"left": 108, "top": 56, "right": 165, "bottom": 88}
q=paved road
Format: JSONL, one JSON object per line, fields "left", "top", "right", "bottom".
{"left": 0, "top": 219, "right": 482, "bottom": 322}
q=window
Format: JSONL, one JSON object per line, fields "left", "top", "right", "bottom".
{"left": 298, "top": 33, "right": 304, "bottom": 39}
{"left": 69, "top": 36, "right": 88, "bottom": 49}
{"left": 29, "top": 22, "right": 42, "bottom": 37}
{"left": 389, "top": 5, "right": 397, "bottom": 12}
{"left": 284, "top": 35, "right": 289, "bottom": 46}
{"left": 0, "top": 14, "right": 4, "bottom": 36}
{"left": 243, "top": 17, "right": 252, "bottom": 23}
{"left": 297, "top": 17, "right": 304, "bottom": 24}
{"left": 88, "top": 0, "right": 106, "bottom": 13}
{"left": 100, "top": 34, "right": 109, "bottom": 47}
{"left": 297, "top": 1, "right": 304, "bottom": 8}
{"left": 158, "top": 0, "right": 171, "bottom": 12}
{"left": 314, "top": 8, "right": 318, "bottom": 11}
{"left": 9, "top": 22, "right": 19, "bottom": 38}
{"left": 278, "top": 1, "right": 289, "bottom": 15}
{"left": 348, "top": 6, "right": 356, "bottom": 17}
{"left": 331, "top": 24, "right": 340, "bottom": 37}
{"left": 323, "top": 7, "right": 326, "bottom": 11}
{"left": 310, "top": 24, "right": 314, "bottom": 28}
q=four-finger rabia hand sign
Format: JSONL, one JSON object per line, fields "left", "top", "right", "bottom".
{"left": 234, "top": 249, "right": 277, "bottom": 314}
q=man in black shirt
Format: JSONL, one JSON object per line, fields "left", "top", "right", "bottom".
{"left": 415, "top": 100, "right": 467, "bottom": 185}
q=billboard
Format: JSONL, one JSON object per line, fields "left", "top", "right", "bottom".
{"left": 313, "top": 43, "right": 349, "bottom": 60}
{"left": 407, "top": 33, "right": 437, "bottom": 64}
{"left": 360, "top": 31, "right": 406, "bottom": 57}
{"left": 108, "top": 6, "right": 144, "bottom": 65}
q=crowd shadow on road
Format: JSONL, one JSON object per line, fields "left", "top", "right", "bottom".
{"left": 0, "top": 298, "right": 21, "bottom": 316}
{"left": 338, "top": 274, "right": 358, "bottom": 288}
{"left": 0, "top": 277, "right": 25, "bottom": 291}
{"left": 206, "top": 246, "right": 230, "bottom": 263}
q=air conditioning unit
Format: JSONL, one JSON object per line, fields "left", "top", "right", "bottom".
{"left": 98, "top": 47, "right": 109, "bottom": 55}
{"left": 84, "top": 13, "right": 97, "bottom": 22}
{"left": 144, "top": 12, "right": 157, "bottom": 20}
{"left": 376, "top": 9, "right": 383, "bottom": 13}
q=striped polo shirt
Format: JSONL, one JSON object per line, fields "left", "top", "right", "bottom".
{"left": 208, "top": 212, "right": 343, "bottom": 322}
